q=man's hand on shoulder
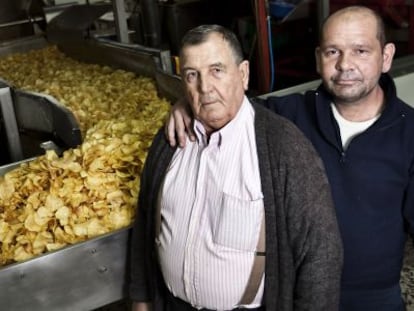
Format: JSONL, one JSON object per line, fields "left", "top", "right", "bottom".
{"left": 165, "top": 97, "right": 195, "bottom": 148}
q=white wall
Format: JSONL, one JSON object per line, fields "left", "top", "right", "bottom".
{"left": 394, "top": 72, "right": 414, "bottom": 108}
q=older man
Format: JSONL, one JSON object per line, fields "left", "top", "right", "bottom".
{"left": 130, "top": 24, "right": 343, "bottom": 311}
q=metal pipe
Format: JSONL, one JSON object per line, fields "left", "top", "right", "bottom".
{"left": 112, "top": 0, "right": 130, "bottom": 43}
{"left": 0, "top": 16, "right": 43, "bottom": 29}
{"left": 317, "top": 0, "right": 329, "bottom": 32}
{"left": 140, "top": 0, "right": 162, "bottom": 48}
{"left": 254, "top": 0, "right": 271, "bottom": 94}
{"left": 0, "top": 87, "right": 23, "bottom": 162}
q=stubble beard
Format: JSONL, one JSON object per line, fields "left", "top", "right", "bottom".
{"left": 326, "top": 80, "right": 372, "bottom": 106}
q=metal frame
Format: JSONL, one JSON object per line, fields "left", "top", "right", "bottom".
{"left": 0, "top": 87, "right": 23, "bottom": 162}
{"left": 112, "top": 0, "right": 129, "bottom": 43}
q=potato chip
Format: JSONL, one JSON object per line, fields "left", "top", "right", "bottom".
{"left": 0, "top": 45, "right": 170, "bottom": 265}
{"left": 55, "top": 205, "right": 71, "bottom": 226}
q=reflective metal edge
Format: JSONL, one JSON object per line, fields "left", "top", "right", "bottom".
{"left": 0, "top": 159, "right": 132, "bottom": 310}
{"left": 0, "top": 227, "right": 131, "bottom": 311}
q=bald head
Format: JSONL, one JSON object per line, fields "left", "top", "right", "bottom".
{"left": 321, "top": 6, "right": 386, "bottom": 49}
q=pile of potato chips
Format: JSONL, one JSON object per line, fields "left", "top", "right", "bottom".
{"left": 0, "top": 46, "right": 170, "bottom": 265}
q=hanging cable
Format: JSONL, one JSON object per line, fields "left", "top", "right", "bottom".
{"left": 264, "top": 0, "right": 274, "bottom": 93}
{"left": 254, "top": 0, "right": 271, "bottom": 94}
{"left": 267, "top": 14, "right": 274, "bottom": 92}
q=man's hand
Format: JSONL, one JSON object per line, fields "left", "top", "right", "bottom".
{"left": 132, "top": 302, "right": 152, "bottom": 311}
{"left": 165, "top": 97, "right": 195, "bottom": 148}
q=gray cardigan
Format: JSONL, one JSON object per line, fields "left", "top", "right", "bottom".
{"left": 129, "top": 103, "right": 343, "bottom": 310}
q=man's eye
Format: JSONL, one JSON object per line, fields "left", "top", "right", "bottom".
{"left": 356, "top": 49, "right": 367, "bottom": 55}
{"left": 212, "top": 67, "right": 223, "bottom": 76}
{"left": 325, "top": 50, "right": 338, "bottom": 56}
{"left": 186, "top": 72, "right": 197, "bottom": 82}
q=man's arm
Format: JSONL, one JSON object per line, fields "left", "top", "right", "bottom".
{"left": 256, "top": 104, "right": 342, "bottom": 309}
{"left": 165, "top": 98, "right": 195, "bottom": 148}
{"left": 129, "top": 130, "right": 168, "bottom": 306}
{"left": 280, "top": 122, "right": 343, "bottom": 310}
{"left": 404, "top": 162, "right": 414, "bottom": 239}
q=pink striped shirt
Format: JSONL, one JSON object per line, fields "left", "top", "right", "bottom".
{"left": 157, "top": 97, "right": 264, "bottom": 310}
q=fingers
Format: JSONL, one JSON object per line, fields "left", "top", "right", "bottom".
{"left": 174, "top": 107, "right": 189, "bottom": 148}
{"left": 164, "top": 97, "right": 195, "bottom": 148}
{"left": 183, "top": 113, "right": 196, "bottom": 143}
{"left": 165, "top": 110, "right": 177, "bottom": 147}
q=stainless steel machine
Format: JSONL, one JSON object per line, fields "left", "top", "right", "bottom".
{"left": 0, "top": 1, "right": 182, "bottom": 165}
{"left": 0, "top": 2, "right": 181, "bottom": 310}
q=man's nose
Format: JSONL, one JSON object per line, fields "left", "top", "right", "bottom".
{"left": 335, "top": 52, "right": 354, "bottom": 72}
{"left": 198, "top": 75, "right": 212, "bottom": 93}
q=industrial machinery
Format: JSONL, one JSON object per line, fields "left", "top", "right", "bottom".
{"left": 0, "top": 0, "right": 182, "bottom": 165}
{"left": 0, "top": 1, "right": 181, "bottom": 310}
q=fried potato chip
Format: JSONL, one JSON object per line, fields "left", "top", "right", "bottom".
{"left": 0, "top": 45, "right": 170, "bottom": 265}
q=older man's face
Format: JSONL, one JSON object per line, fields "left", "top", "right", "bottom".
{"left": 180, "top": 33, "right": 249, "bottom": 134}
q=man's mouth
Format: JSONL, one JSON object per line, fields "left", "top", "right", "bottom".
{"left": 333, "top": 77, "right": 360, "bottom": 86}
{"left": 201, "top": 99, "right": 217, "bottom": 105}
{"left": 335, "top": 80, "right": 356, "bottom": 85}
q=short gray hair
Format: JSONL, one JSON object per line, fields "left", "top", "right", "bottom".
{"left": 180, "top": 24, "right": 244, "bottom": 64}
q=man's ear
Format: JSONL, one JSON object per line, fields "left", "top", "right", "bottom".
{"left": 239, "top": 60, "right": 250, "bottom": 91}
{"left": 382, "top": 43, "right": 396, "bottom": 73}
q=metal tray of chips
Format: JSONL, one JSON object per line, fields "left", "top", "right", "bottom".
{"left": 0, "top": 228, "right": 131, "bottom": 311}
{"left": 0, "top": 157, "right": 34, "bottom": 176}
{"left": 0, "top": 33, "right": 171, "bottom": 310}
{"left": 0, "top": 159, "right": 131, "bottom": 310}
